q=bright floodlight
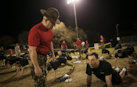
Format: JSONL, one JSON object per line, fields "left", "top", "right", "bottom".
{"left": 67, "top": 0, "right": 80, "bottom": 4}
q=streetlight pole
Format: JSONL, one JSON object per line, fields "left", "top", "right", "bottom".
{"left": 116, "top": 24, "right": 120, "bottom": 41}
{"left": 116, "top": 24, "right": 119, "bottom": 37}
{"left": 67, "top": 0, "right": 79, "bottom": 39}
{"left": 73, "top": 3, "right": 79, "bottom": 39}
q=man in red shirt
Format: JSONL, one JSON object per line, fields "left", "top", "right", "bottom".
{"left": 28, "top": 7, "right": 60, "bottom": 87}
{"left": 9, "top": 49, "right": 13, "bottom": 56}
{"left": 86, "top": 40, "right": 89, "bottom": 48}
{"left": 75, "top": 38, "right": 82, "bottom": 47}
{"left": 75, "top": 38, "right": 82, "bottom": 54}
{"left": 100, "top": 35, "right": 105, "bottom": 49}
{"left": 100, "top": 35, "right": 105, "bottom": 44}
{"left": 61, "top": 40, "right": 67, "bottom": 51}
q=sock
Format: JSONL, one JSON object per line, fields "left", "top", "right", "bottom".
{"left": 122, "top": 68, "right": 127, "bottom": 72}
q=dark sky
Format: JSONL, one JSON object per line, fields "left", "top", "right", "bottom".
{"left": 6, "top": 0, "right": 137, "bottom": 42}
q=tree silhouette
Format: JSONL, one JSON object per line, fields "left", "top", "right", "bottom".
{"left": 53, "top": 22, "right": 87, "bottom": 48}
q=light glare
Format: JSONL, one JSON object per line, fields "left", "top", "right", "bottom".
{"left": 67, "top": 0, "right": 80, "bottom": 4}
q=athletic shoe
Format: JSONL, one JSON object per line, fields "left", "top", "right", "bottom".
{"left": 115, "top": 67, "right": 120, "bottom": 73}
{"left": 65, "top": 78, "right": 72, "bottom": 82}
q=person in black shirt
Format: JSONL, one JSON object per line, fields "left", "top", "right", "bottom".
{"left": 114, "top": 46, "right": 136, "bottom": 68}
{"left": 47, "top": 51, "right": 74, "bottom": 80}
{"left": 86, "top": 53, "right": 127, "bottom": 87}
{"left": 115, "top": 46, "right": 136, "bottom": 59}
{"left": 0, "top": 47, "right": 6, "bottom": 66}
{"left": 4, "top": 56, "right": 29, "bottom": 76}
{"left": 114, "top": 49, "right": 128, "bottom": 67}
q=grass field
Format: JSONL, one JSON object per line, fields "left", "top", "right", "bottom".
{"left": 0, "top": 46, "right": 137, "bottom": 87}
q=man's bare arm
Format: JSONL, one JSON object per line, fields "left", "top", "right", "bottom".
{"left": 87, "top": 75, "right": 92, "bottom": 87}
{"left": 105, "top": 74, "right": 112, "bottom": 87}
{"left": 29, "top": 46, "right": 42, "bottom": 76}
{"left": 51, "top": 41, "right": 55, "bottom": 60}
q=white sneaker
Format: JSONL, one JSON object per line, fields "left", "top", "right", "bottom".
{"left": 65, "top": 78, "right": 72, "bottom": 82}
{"left": 115, "top": 67, "right": 120, "bottom": 72}
{"left": 64, "top": 74, "right": 69, "bottom": 78}
{"left": 122, "top": 67, "right": 127, "bottom": 72}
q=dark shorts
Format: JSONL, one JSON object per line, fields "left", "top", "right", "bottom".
{"left": 112, "top": 71, "right": 122, "bottom": 85}
{"left": 58, "top": 58, "right": 67, "bottom": 64}
{"left": 20, "top": 58, "right": 29, "bottom": 67}
{"left": 51, "top": 58, "right": 67, "bottom": 70}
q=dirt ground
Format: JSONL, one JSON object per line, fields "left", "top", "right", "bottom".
{"left": 0, "top": 47, "right": 137, "bottom": 87}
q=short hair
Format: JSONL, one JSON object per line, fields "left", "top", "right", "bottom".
{"left": 117, "top": 50, "right": 123, "bottom": 54}
{"left": 88, "top": 52, "right": 99, "bottom": 59}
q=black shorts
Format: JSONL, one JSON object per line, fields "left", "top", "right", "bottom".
{"left": 50, "top": 60, "right": 61, "bottom": 70}
{"left": 58, "top": 58, "right": 67, "bottom": 64}
{"left": 20, "top": 58, "right": 29, "bottom": 67}
{"left": 112, "top": 71, "right": 122, "bottom": 85}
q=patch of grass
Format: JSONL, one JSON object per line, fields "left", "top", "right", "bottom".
{"left": 0, "top": 46, "right": 137, "bottom": 87}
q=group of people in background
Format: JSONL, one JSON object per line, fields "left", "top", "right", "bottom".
{"left": 61, "top": 38, "right": 89, "bottom": 52}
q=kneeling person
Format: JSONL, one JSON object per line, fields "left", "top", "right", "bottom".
{"left": 86, "top": 53, "right": 127, "bottom": 87}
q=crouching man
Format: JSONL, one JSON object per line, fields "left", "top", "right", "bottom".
{"left": 86, "top": 53, "right": 127, "bottom": 87}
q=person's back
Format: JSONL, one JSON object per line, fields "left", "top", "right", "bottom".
{"left": 50, "top": 59, "right": 61, "bottom": 70}
{"left": 124, "top": 46, "right": 135, "bottom": 55}
{"left": 115, "top": 49, "right": 128, "bottom": 58}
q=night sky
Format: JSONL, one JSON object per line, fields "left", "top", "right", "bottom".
{"left": 6, "top": 0, "right": 137, "bottom": 43}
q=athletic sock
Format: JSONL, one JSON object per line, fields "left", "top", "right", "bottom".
{"left": 122, "top": 67, "right": 128, "bottom": 75}
{"left": 115, "top": 67, "right": 120, "bottom": 73}
{"left": 122, "top": 67, "right": 127, "bottom": 72}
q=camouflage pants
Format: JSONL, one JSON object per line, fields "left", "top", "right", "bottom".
{"left": 31, "top": 53, "right": 47, "bottom": 87}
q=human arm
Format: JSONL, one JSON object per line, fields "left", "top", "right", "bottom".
{"left": 86, "top": 64, "right": 93, "bottom": 87}
{"left": 87, "top": 75, "right": 92, "bottom": 87}
{"left": 51, "top": 41, "right": 55, "bottom": 61}
{"left": 105, "top": 74, "right": 112, "bottom": 87}
{"left": 29, "top": 46, "right": 42, "bottom": 76}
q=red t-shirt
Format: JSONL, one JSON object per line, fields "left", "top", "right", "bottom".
{"left": 76, "top": 40, "right": 82, "bottom": 46}
{"left": 86, "top": 41, "right": 89, "bottom": 46}
{"left": 61, "top": 42, "right": 66, "bottom": 48}
{"left": 9, "top": 49, "right": 13, "bottom": 54}
{"left": 28, "top": 22, "right": 53, "bottom": 54}
{"left": 100, "top": 36, "right": 105, "bottom": 43}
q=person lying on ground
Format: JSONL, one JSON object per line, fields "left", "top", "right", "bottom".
{"left": 5, "top": 56, "right": 29, "bottom": 76}
{"left": 102, "top": 48, "right": 112, "bottom": 58}
{"left": 86, "top": 52, "right": 127, "bottom": 87}
{"left": 113, "top": 46, "right": 136, "bottom": 68}
{"left": 47, "top": 51, "right": 74, "bottom": 80}
{"left": 0, "top": 53, "right": 6, "bottom": 66}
